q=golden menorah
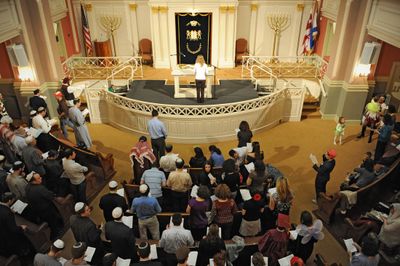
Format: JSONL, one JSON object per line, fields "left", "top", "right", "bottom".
{"left": 267, "top": 13, "right": 290, "bottom": 58}
{"left": 99, "top": 15, "right": 122, "bottom": 56}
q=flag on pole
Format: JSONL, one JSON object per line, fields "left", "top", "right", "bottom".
{"left": 301, "top": 1, "right": 319, "bottom": 55}
{"left": 81, "top": 4, "right": 93, "bottom": 56}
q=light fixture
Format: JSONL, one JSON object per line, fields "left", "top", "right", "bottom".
{"left": 355, "top": 64, "right": 371, "bottom": 77}
{"left": 18, "top": 66, "right": 34, "bottom": 81}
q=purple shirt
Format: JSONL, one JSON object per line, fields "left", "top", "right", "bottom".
{"left": 189, "top": 198, "right": 209, "bottom": 228}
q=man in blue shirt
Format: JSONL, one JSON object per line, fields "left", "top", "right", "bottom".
{"left": 131, "top": 184, "right": 161, "bottom": 240}
{"left": 141, "top": 163, "right": 166, "bottom": 207}
{"left": 147, "top": 110, "right": 167, "bottom": 161}
{"left": 374, "top": 114, "right": 394, "bottom": 163}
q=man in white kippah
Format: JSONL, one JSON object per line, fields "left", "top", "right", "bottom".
{"left": 21, "top": 136, "right": 46, "bottom": 176}
{"left": 105, "top": 207, "right": 137, "bottom": 260}
{"left": 99, "top": 180, "right": 128, "bottom": 222}
{"left": 33, "top": 239, "right": 64, "bottom": 266}
{"left": 70, "top": 202, "right": 104, "bottom": 264}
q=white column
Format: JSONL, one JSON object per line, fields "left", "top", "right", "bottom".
{"left": 158, "top": 8, "right": 170, "bottom": 67}
{"left": 128, "top": 3, "right": 139, "bottom": 55}
{"left": 249, "top": 4, "right": 258, "bottom": 55}
{"left": 150, "top": 6, "right": 170, "bottom": 68}
{"left": 225, "top": 7, "right": 236, "bottom": 67}
{"left": 218, "top": 7, "right": 227, "bottom": 67}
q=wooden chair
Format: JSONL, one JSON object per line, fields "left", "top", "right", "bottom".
{"left": 139, "top": 39, "right": 153, "bottom": 65}
{"left": 122, "top": 181, "right": 141, "bottom": 207}
{"left": 235, "top": 38, "right": 248, "bottom": 65}
{"left": 14, "top": 215, "right": 51, "bottom": 253}
{"left": 53, "top": 194, "right": 74, "bottom": 230}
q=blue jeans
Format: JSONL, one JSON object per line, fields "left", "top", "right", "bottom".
{"left": 60, "top": 117, "right": 75, "bottom": 138}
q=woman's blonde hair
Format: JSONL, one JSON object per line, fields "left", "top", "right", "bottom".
{"left": 276, "top": 176, "right": 291, "bottom": 202}
{"left": 196, "top": 54, "right": 205, "bottom": 66}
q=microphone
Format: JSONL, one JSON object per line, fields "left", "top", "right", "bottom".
{"left": 179, "top": 52, "right": 186, "bottom": 58}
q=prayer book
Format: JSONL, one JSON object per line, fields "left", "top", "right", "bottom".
{"left": 244, "top": 162, "right": 255, "bottom": 173}
{"left": 42, "top": 152, "right": 49, "bottom": 160}
{"left": 117, "top": 188, "right": 124, "bottom": 197}
{"left": 191, "top": 185, "right": 199, "bottom": 198}
{"left": 187, "top": 251, "right": 198, "bottom": 266}
{"left": 58, "top": 257, "right": 67, "bottom": 265}
{"left": 11, "top": 200, "right": 28, "bottom": 214}
{"left": 278, "top": 254, "right": 294, "bottom": 266}
{"left": 84, "top": 246, "right": 96, "bottom": 262}
{"left": 82, "top": 108, "right": 90, "bottom": 117}
{"left": 121, "top": 216, "right": 133, "bottom": 228}
{"left": 268, "top": 187, "right": 277, "bottom": 195}
{"left": 309, "top": 154, "right": 318, "bottom": 165}
{"left": 150, "top": 244, "right": 158, "bottom": 259}
{"left": 246, "top": 142, "right": 253, "bottom": 152}
{"left": 289, "top": 230, "right": 298, "bottom": 240}
{"left": 344, "top": 238, "right": 357, "bottom": 253}
{"left": 116, "top": 257, "right": 130, "bottom": 266}
{"left": 240, "top": 189, "right": 252, "bottom": 201}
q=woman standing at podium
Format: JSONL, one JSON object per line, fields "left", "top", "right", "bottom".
{"left": 194, "top": 55, "right": 208, "bottom": 103}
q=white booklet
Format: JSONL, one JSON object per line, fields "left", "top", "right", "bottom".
{"left": 309, "top": 153, "right": 318, "bottom": 165}
{"left": 84, "top": 246, "right": 96, "bottom": 262}
{"left": 191, "top": 185, "right": 199, "bottom": 198}
{"left": 150, "top": 244, "right": 158, "bottom": 259}
{"left": 251, "top": 255, "right": 268, "bottom": 266}
{"left": 11, "top": 200, "right": 28, "bottom": 214}
{"left": 187, "top": 251, "right": 198, "bottom": 266}
{"left": 82, "top": 108, "right": 90, "bottom": 117}
{"left": 116, "top": 257, "right": 130, "bottom": 266}
{"left": 268, "top": 187, "right": 277, "bottom": 195}
{"left": 289, "top": 230, "right": 298, "bottom": 240}
{"left": 278, "top": 254, "right": 294, "bottom": 266}
{"left": 121, "top": 216, "right": 133, "bottom": 228}
{"left": 42, "top": 151, "right": 49, "bottom": 160}
{"left": 117, "top": 188, "right": 124, "bottom": 197}
{"left": 344, "top": 238, "right": 357, "bottom": 253}
{"left": 58, "top": 257, "right": 67, "bottom": 265}
{"left": 244, "top": 162, "right": 255, "bottom": 173}
{"left": 240, "top": 189, "right": 252, "bottom": 201}
{"left": 246, "top": 142, "right": 253, "bottom": 152}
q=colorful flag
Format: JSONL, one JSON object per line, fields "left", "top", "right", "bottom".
{"left": 81, "top": 4, "right": 93, "bottom": 56}
{"left": 301, "top": 1, "right": 319, "bottom": 55}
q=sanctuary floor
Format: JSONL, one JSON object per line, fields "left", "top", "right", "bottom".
{"left": 60, "top": 117, "right": 376, "bottom": 265}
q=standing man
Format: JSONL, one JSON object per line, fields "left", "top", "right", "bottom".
{"left": 141, "top": 162, "right": 166, "bottom": 207}
{"left": 105, "top": 207, "right": 137, "bottom": 261}
{"left": 61, "top": 77, "right": 75, "bottom": 107}
{"left": 29, "top": 89, "right": 47, "bottom": 112}
{"left": 6, "top": 161, "right": 27, "bottom": 201}
{"left": 99, "top": 180, "right": 128, "bottom": 222}
{"left": 69, "top": 99, "right": 92, "bottom": 149}
{"left": 147, "top": 110, "right": 167, "bottom": 161}
{"left": 167, "top": 159, "right": 193, "bottom": 212}
{"left": 62, "top": 149, "right": 88, "bottom": 203}
{"left": 33, "top": 239, "right": 64, "bottom": 266}
{"left": 22, "top": 136, "right": 46, "bottom": 177}
{"left": 54, "top": 91, "right": 74, "bottom": 138}
{"left": 312, "top": 149, "right": 336, "bottom": 203}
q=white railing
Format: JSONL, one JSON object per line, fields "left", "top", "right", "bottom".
{"left": 242, "top": 55, "right": 328, "bottom": 80}
{"left": 62, "top": 56, "right": 143, "bottom": 80}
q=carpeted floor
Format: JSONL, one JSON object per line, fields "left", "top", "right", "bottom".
{"left": 125, "top": 79, "right": 259, "bottom": 104}
{"left": 60, "top": 118, "right": 381, "bottom": 265}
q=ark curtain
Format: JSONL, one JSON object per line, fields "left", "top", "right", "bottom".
{"left": 175, "top": 13, "right": 212, "bottom": 64}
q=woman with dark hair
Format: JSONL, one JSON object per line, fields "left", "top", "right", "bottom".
{"left": 237, "top": 121, "right": 253, "bottom": 147}
{"left": 221, "top": 159, "right": 241, "bottom": 199}
{"left": 247, "top": 160, "right": 267, "bottom": 193}
{"left": 187, "top": 185, "right": 211, "bottom": 241}
{"left": 246, "top": 142, "right": 264, "bottom": 163}
{"left": 292, "top": 210, "right": 324, "bottom": 262}
{"left": 350, "top": 232, "right": 380, "bottom": 265}
{"left": 190, "top": 147, "right": 207, "bottom": 168}
{"left": 196, "top": 224, "right": 226, "bottom": 266}
{"left": 209, "top": 145, "right": 224, "bottom": 167}
{"left": 210, "top": 184, "right": 238, "bottom": 240}
{"left": 198, "top": 160, "right": 217, "bottom": 189}
{"left": 239, "top": 189, "right": 265, "bottom": 236}
{"left": 374, "top": 114, "right": 394, "bottom": 163}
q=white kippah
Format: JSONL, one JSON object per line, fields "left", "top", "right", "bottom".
{"left": 53, "top": 239, "right": 65, "bottom": 249}
{"left": 0, "top": 155, "right": 5, "bottom": 162}
{"left": 0, "top": 116, "right": 13, "bottom": 124}
{"left": 26, "top": 171, "right": 35, "bottom": 182}
{"left": 74, "top": 202, "right": 85, "bottom": 213}
{"left": 109, "top": 180, "right": 118, "bottom": 189}
{"left": 139, "top": 184, "right": 148, "bottom": 193}
{"left": 112, "top": 207, "right": 123, "bottom": 219}
{"left": 30, "top": 110, "right": 37, "bottom": 116}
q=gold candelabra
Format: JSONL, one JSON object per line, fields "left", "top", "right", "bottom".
{"left": 99, "top": 15, "right": 122, "bottom": 56}
{"left": 267, "top": 13, "right": 290, "bottom": 58}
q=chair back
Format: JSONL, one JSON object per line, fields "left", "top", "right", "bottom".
{"left": 236, "top": 38, "right": 248, "bottom": 54}
{"left": 139, "top": 39, "right": 152, "bottom": 54}
{"left": 122, "top": 180, "right": 141, "bottom": 207}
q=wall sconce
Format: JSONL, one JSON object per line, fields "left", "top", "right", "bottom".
{"left": 355, "top": 64, "right": 370, "bottom": 77}
{"left": 18, "top": 66, "right": 34, "bottom": 81}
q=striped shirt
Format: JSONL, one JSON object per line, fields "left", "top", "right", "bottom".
{"left": 142, "top": 167, "right": 166, "bottom": 198}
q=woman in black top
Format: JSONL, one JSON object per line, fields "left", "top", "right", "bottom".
{"left": 239, "top": 189, "right": 265, "bottom": 236}
{"left": 189, "top": 147, "right": 207, "bottom": 168}
{"left": 198, "top": 160, "right": 217, "bottom": 189}
{"left": 197, "top": 224, "right": 226, "bottom": 266}
{"left": 221, "top": 159, "right": 241, "bottom": 199}
{"left": 237, "top": 121, "right": 253, "bottom": 147}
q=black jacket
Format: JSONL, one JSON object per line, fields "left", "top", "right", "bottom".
{"left": 29, "top": 95, "right": 47, "bottom": 111}
{"left": 105, "top": 220, "right": 137, "bottom": 260}
{"left": 99, "top": 193, "right": 128, "bottom": 222}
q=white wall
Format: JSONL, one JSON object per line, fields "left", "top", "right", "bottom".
{"left": 236, "top": 3, "right": 251, "bottom": 41}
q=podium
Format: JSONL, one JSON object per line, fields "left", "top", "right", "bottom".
{"left": 171, "top": 65, "right": 214, "bottom": 98}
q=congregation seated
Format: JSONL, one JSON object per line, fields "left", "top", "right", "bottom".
{"left": 378, "top": 203, "right": 400, "bottom": 256}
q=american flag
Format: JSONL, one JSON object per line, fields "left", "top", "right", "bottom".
{"left": 301, "top": 1, "right": 319, "bottom": 55}
{"left": 81, "top": 4, "right": 93, "bottom": 56}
